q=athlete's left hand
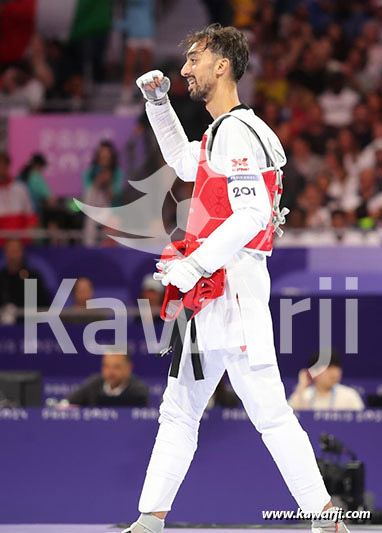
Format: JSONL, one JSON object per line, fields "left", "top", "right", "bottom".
{"left": 153, "top": 256, "right": 207, "bottom": 293}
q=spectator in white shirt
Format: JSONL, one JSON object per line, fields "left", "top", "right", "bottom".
{"left": 0, "top": 65, "right": 44, "bottom": 114}
{"left": 289, "top": 350, "right": 364, "bottom": 411}
{"left": 0, "top": 152, "right": 37, "bottom": 243}
{"left": 319, "top": 70, "right": 359, "bottom": 128}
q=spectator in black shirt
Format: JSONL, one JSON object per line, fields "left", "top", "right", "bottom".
{"left": 67, "top": 351, "right": 149, "bottom": 407}
{"left": 288, "top": 47, "right": 326, "bottom": 95}
{"left": 303, "top": 104, "right": 334, "bottom": 155}
{"left": 0, "top": 239, "right": 50, "bottom": 322}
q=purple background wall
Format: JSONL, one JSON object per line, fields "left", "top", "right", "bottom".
{"left": 8, "top": 114, "right": 138, "bottom": 196}
{"left": 0, "top": 409, "right": 380, "bottom": 524}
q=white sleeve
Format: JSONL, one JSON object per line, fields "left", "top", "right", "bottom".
{"left": 191, "top": 118, "right": 272, "bottom": 273}
{"left": 145, "top": 100, "right": 201, "bottom": 182}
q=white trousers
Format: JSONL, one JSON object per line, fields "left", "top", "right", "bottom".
{"left": 138, "top": 341, "right": 330, "bottom": 515}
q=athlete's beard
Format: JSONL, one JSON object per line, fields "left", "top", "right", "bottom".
{"left": 189, "top": 79, "right": 213, "bottom": 102}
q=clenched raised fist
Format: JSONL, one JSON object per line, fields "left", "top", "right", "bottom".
{"left": 136, "top": 70, "right": 170, "bottom": 105}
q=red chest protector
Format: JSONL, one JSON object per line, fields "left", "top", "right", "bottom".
{"left": 185, "top": 126, "right": 283, "bottom": 252}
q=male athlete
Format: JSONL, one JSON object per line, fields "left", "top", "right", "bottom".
{"left": 125, "top": 24, "right": 349, "bottom": 533}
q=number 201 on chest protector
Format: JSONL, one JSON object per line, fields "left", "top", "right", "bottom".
{"left": 232, "top": 186, "right": 256, "bottom": 197}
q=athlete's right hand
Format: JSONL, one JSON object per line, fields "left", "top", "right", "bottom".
{"left": 136, "top": 70, "right": 170, "bottom": 105}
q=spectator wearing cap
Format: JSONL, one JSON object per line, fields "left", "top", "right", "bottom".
{"left": 288, "top": 350, "right": 364, "bottom": 411}
{"left": 138, "top": 273, "right": 164, "bottom": 324}
{"left": 67, "top": 350, "right": 149, "bottom": 407}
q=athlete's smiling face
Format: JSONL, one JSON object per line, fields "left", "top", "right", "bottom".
{"left": 181, "top": 40, "right": 222, "bottom": 102}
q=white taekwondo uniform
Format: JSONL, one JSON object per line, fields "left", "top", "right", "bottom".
{"left": 137, "top": 100, "right": 330, "bottom": 515}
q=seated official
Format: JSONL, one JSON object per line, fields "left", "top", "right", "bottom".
{"left": 67, "top": 351, "right": 149, "bottom": 407}
{"left": 288, "top": 350, "right": 364, "bottom": 411}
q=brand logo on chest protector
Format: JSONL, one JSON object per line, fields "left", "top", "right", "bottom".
{"left": 231, "top": 158, "right": 249, "bottom": 172}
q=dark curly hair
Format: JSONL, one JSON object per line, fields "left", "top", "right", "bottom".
{"left": 180, "top": 23, "right": 249, "bottom": 82}
{"left": 19, "top": 153, "right": 47, "bottom": 183}
{"left": 90, "top": 140, "right": 119, "bottom": 182}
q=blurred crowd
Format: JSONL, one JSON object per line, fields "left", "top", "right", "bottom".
{"left": 0, "top": 0, "right": 382, "bottom": 238}
{"left": 249, "top": 1, "right": 382, "bottom": 237}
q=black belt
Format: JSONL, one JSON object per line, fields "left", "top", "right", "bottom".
{"left": 158, "top": 308, "right": 204, "bottom": 380}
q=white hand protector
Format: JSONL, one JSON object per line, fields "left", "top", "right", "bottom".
{"left": 153, "top": 259, "right": 177, "bottom": 281}
{"left": 136, "top": 70, "right": 170, "bottom": 105}
{"left": 153, "top": 256, "right": 210, "bottom": 293}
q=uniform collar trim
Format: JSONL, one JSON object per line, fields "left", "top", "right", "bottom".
{"left": 229, "top": 103, "right": 250, "bottom": 112}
